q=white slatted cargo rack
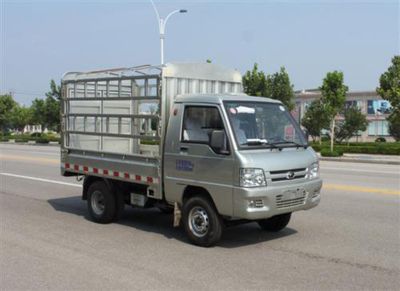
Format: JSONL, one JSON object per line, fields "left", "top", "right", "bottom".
{"left": 61, "top": 62, "right": 243, "bottom": 199}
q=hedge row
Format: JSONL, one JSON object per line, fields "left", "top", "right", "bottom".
{"left": 311, "top": 141, "right": 400, "bottom": 148}
{"left": 1, "top": 134, "right": 60, "bottom": 144}
{"left": 311, "top": 144, "right": 400, "bottom": 155}
{"left": 320, "top": 148, "right": 344, "bottom": 157}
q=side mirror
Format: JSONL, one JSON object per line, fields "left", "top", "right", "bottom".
{"left": 210, "top": 130, "right": 229, "bottom": 154}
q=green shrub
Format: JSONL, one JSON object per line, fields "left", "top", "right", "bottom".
{"left": 30, "top": 132, "right": 42, "bottom": 138}
{"left": 310, "top": 144, "right": 322, "bottom": 152}
{"left": 140, "top": 140, "right": 160, "bottom": 145}
{"left": 320, "top": 148, "right": 343, "bottom": 157}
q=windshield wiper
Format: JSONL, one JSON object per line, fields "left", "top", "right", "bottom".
{"left": 242, "top": 139, "right": 281, "bottom": 150}
{"left": 270, "top": 139, "right": 308, "bottom": 149}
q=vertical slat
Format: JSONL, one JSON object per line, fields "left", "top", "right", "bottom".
{"left": 118, "top": 117, "right": 122, "bottom": 134}
{"left": 144, "top": 78, "right": 148, "bottom": 96}
{"left": 73, "top": 83, "right": 77, "bottom": 98}
{"left": 156, "top": 77, "right": 161, "bottom": 138}
{"left": 94, "top": 81, "right": 98, "bottom": 97}
{"left": 101, "top": 81, "right": 108, "bottom": 150}
{"left": 84, "top": 82, "right": 87, "bottom": 98}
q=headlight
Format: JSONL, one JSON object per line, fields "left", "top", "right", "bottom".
{"left": 307, "top": 162, "right": 319, "bottom": 179}
{"left": 240, "top": 168, "right": 266, "bottom": 187}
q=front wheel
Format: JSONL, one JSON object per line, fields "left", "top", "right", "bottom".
{"left": 182, "top": 196, "right": 223, "bottom": 247}
{"left": 258, "top": 213, "right": 291, "bottom": 232}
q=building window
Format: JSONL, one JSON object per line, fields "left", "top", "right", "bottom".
{"left": 344, "top": 100, "right": 362, "bottom": 110}
{"left": 367, "top": 100, "right": 392, "bottom": 115}
{"left": 368, "top": 120, "right": 389, "bottom": 136}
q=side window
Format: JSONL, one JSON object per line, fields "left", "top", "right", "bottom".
{"left": 182, "top": 106, "right": 224, "bottom": 144}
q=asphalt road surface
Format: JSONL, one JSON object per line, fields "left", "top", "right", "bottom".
{"left": 0, "top": 143, "right": 399, "bottom": 290}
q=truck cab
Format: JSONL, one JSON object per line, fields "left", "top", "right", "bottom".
{"left": 163, "top": 94, "right": 322, "bottom": 245}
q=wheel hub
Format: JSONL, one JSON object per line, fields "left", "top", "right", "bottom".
{"left": 188, "top": 207, "right": 209, "bottom": 237}
{"left": 91, "top": 190, "right": 105, "bottom": 215}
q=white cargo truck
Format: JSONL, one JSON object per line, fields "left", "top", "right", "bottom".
{"left": 61, "top": 63, "right": 322, "bottom": 247}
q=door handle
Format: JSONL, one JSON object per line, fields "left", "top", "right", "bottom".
{"left": 180, "top": 146, "right": 189, "bottom": 152}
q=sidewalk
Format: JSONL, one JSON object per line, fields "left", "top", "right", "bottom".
{"left": 318, "top": 153, "right": 400, "bottom": 165}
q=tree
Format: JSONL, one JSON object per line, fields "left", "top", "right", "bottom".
{"left": 387, "top": 113, "right": 400, "bottom": 141}
{"left": 320, "top": 71, "right": 348, "bottom": 152}
{"left": 266, "top": 67, "right": 295, "bottom": 110}
{"left": 10, "top": 105, "right": 32, "bottom": 132}
{"left": 377, "top": 55, "right": 400, "bottom": 140}
{"left": 30, "top": 98, "right": 46, "bottom": 132}
{"left": 301, "top": 100, "right": 330, "bottom": 143}
{"left": 29, "top": 80, "right": 61, "bottom": 132}
{"left": 44, "top": 79, "right": 61, "bottom": 131}
{"left": 243, "top": 63, "right": 269, "bottom": 97}
{"left": 336, "top": 107, "right": 368, "bottom": 143}
{"left": 44, "top": 95, "right": 60, "bottom": 131}
{"left": 46, "top": 79, "right": 61, "bottom": 101}
{"left": 243, "top": 64, "right": 295, "bottom": 109}
{"left": 0, "top": 94, "right": 17, "bottom": 133}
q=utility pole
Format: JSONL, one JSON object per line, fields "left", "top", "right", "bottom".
{"left": 149, "top": 0, "right": 187, "bottom": 65}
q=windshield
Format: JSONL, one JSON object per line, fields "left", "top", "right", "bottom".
{"left": 223, "top": 101, "right": 307, "bottom": 149}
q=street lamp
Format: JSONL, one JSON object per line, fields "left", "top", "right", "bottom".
{"left": 150, "top": 0, "right": 187, "bottom": 65}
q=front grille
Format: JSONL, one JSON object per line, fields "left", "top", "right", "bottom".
{"left": 276, "top": 193, "right": 306, "bottom": 209}
{"left": 270, "top": 168, "right": 307, "bottom": 182}
{"left": 254, "top": 200, "right": 264, "bottom": 208}
{"left": 249, "top": 199, "right": 264, "bottom": 208}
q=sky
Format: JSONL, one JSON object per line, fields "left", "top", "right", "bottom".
{"left": 0, "top": 0, "right": 399, "bottom": 105}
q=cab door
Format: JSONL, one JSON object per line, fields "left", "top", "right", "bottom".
{"left": 163, "top": 104, "right": 235, "bottom": 216}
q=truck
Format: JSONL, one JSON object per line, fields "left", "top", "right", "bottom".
{"left": 60, "top": 62, "right": 322, "bottom": 247}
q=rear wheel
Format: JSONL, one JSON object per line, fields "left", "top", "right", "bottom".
{"left": 182, "top": 196, "right": 222, "bottom": 247}
{"left": 87, "top": 181, "right": 116, "bottom": 224}
{"left": 258, "top": 213, "right": 291, "bottom": 232}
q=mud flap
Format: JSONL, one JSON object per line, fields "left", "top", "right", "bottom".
{"left": 173, "top": 202, "right": 181, "bottom": 227}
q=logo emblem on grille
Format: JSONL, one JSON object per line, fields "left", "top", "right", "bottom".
{"left": 286, "top": 171, "right": 295, "bottom": 180}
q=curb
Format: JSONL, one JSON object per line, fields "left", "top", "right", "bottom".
{"left": 0, "top": 141, "right": 60, "bottom": 147}
{"left": 319, "top": 157, "right": 400, "bottom": 165}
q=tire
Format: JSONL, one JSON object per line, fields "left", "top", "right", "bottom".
{"left": 87, "top": 181, "right": 116, "bottom": 224}
{"left": 258, "top": 213, "right": 291, "bottom": 232}
{"left": 182, "top": 196, "right": 223, "bottom": 247}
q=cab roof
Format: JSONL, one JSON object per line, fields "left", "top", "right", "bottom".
{"left": 174, "top": 94, "right": 282, "bottom": 105}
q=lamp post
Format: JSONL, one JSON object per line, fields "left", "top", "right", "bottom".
{"left": 150, "top": 0, "right": 187, "bottom": 65}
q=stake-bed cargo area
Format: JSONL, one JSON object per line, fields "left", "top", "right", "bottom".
{"left": 60, "top": 62, "right": 322, "bottom": 247}
{"left": 61, "top": 63, "right": 243, "bottom": 200}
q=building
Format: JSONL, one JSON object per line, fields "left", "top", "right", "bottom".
{"left": 294, "top": 89, "right": 393, "bottom": 142}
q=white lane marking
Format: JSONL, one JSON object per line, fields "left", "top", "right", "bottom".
{"left": 321, "top": 167, "right": 399, "bottom": 175}
{"left": 0, "top": 173, "right": 82, "bottom": 188}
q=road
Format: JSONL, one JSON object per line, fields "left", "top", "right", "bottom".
{"left": 0, "top": 143, "right": 399, "bottom": 290}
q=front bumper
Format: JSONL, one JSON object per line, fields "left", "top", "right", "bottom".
{"left": 232, "top": 178, "right": 322, "bottom": 220}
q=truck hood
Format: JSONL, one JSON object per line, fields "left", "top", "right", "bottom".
{"left": 236, "top": 147, "right": 318, "bottom": 172}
